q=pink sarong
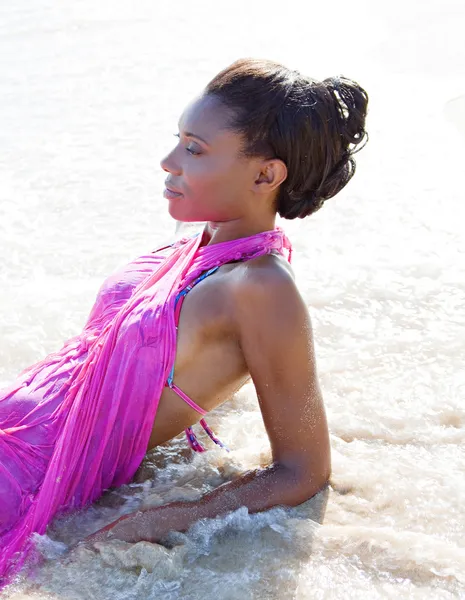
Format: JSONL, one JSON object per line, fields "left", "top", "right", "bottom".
{"left": 0, "top": 227, "right": 292, "bottom": 588}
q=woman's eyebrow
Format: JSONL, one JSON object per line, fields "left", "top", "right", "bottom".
{"left": 177, "top": 126, "right": 210, "bottom": 146}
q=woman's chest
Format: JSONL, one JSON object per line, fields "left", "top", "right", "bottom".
{"left": 175, "top": 273, "right": 242, "bottom": 369}
{"left": 169, "top": 270, "right": 248, "bottom": 409}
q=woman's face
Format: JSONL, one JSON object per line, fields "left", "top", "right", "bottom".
{"left": 160, "top": 94, "right": 262, "bottom": 223}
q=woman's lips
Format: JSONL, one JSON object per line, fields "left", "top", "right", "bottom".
{"left": 163, "top": 187, "right": 183, "bottom": 200}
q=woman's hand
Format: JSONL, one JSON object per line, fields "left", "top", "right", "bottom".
{"left": 83, "top": 513, "right": 147, "bottom": 546}
{"left": 81, "top": 504, "right": 188, "bottom": 548}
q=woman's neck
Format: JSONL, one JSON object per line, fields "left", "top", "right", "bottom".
{"left": 200, "top": 216, "right": 277, "bottom": 247}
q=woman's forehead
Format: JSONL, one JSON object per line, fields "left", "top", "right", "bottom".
{"left": 178, "top": 94, "right": 237, "bottom": 143}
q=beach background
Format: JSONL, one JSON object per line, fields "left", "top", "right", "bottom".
{"left": 1, "top": 0, "right": 464, "bottom": 598}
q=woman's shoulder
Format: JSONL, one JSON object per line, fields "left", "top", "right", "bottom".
{"left": 224, "top": 252, "right": 310, "bottom": 345}
{"left": 235, "top": 250, "right": 295, "bottom": 286}
{"left": 226, "top": 251, "right": 301, "bottom": 315}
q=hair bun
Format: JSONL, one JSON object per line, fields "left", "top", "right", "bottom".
{"left": 277, "top": 76, "right": 369, "bottom": 219}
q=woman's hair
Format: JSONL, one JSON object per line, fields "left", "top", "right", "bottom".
{"left": 205, "top": 58, "right": 369, "bottom": 219}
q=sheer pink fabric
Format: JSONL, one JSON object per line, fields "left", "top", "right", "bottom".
{"left": 0, "top": 227, "right": 292, "bottom": 588}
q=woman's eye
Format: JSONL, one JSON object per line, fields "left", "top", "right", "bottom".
{"left": 173, "top": 133, "right": 200, "bottom": 156}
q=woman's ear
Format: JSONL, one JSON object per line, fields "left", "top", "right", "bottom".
{"left": 254, "top": 158, "right": 288, "bottom": 194}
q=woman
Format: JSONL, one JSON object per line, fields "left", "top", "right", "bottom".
{"left": 0, "top": 58, "right": 368, "bottom": 587}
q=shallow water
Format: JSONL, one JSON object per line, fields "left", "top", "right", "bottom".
{"left": 1, "top": 1, "right": 464, "bottom": 598}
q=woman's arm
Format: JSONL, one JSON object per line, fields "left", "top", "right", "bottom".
{"left": 83, "top": 262, "right": 330, "bottom": 546}
{"left": 192, "top": 261, "right": 331, "bottom": 509}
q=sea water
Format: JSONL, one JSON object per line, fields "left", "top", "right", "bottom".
{"left": 0, "top": 1, "right": 464, "bottom": 598}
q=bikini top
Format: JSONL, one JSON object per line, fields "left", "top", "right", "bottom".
{"left": 164, "top": 264, "right": 230, "bottom": 453}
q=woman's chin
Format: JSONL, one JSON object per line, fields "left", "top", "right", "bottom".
{"left": 168, "top": 207, "right": 202, "bottom": 225}
{"left": 167, "top": 204, "right": 185, "bottom": 221}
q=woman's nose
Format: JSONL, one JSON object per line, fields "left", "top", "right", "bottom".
{"left": 160, "top": 148, "right": 181, "bottom": 175}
